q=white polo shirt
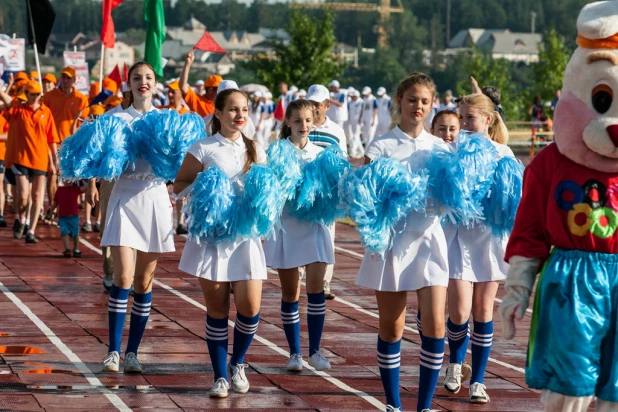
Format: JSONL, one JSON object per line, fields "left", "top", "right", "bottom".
{"left": 308, "top": 116, "right": 348, "bottom": 153}
{"left": 326, "top": 89, "right": 348, "bottom": 122}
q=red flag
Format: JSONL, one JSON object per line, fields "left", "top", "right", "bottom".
{"left": 108, "top": 64, "right": 122, "bottom": 89}
{"left": 193, "top": 31, "right": 226, "bottom": 54}
{"left": 123, "top": 62, "right": 129, "bottom": 82}
{"left": 273, "top": 98, "right": 285, "bottom": 122}
{"left": 101, "top": 0, "right": 123, "bottom": 48}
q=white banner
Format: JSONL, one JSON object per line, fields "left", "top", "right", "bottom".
{"left": 2, "top": 38, "right": 25, "bottom": 72}
{"left": 63, "top": 51, "right": 89, "bottom": 94}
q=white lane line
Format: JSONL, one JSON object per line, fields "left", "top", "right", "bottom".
{"left": 0, "top": 279, "right": 131, "bottom": 412}
{"left": 335, "top": 243, "right": 534, "bottom": 314}
{"left": 80, "top": 238, "right": 385, "bottom": 411}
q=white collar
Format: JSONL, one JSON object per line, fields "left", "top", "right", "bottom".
{"left": 392, "top": 125, "right": 428, "bottom": 143}
{"left": 213, "top": 132, "right": 243, "bottom": 146}
{"left": 313, "top": 116, "right": 332, "bottom": 130}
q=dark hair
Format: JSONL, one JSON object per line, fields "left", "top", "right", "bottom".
{"left": 391, "top": 72, "right": 437, "bottom": 125}
{"left": 481, "top": 86, "right": 501, "bottom": 105}
{"left": 278, "top": 99, "right": 315, "bottom": 140}
{"left": 126, "top": 61, "right": 156, "bottom": 107}
{"left": 431, "top": 109, "right": 459, "bottom": 129}
{"left": 210, "top": 88, "right": 257, "bottom": 173}
{"left": 533, "top": 95, "right": 542, "bottom": 104}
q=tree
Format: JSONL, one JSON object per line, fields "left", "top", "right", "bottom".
{"left": 533, "top": 28, "right": 570, "bottom": 101}
{"left": 250, "top": 10, "right": 342, "bottom": 91}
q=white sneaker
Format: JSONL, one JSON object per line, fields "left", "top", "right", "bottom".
{"left": 443, "top": 363, "right": 463, "bottom": 393}
{"left": 421, "top": 409, "right": 441, "bottom": 412}
{"left": 286, "top": 353, "right": 303, "bottom": 372}
{"left": 229, "top": 363, "right": 250, "bottom": 393}
{"left": 102, "top": 351, "right": 120, "bottom": 372}
{"left": 308, "top": 350, "right": 331, "bottom": 371}
{"left": 469, "top": 382, "right": 490, "bottom": 404}
{"left": 208, "top": 377, "right": 229, "bottom": 398}
{"left": 123, "top": 352, "right": 143, "bottom": 373}
{"left": 385, "top": 405, "right": 401, "bottom": 412}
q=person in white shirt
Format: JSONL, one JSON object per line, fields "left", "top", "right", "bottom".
{"left": 306, "top": 84, "right": 348, "bottom": 300}
{"left": 326, "top": 80, "right": 348, "bottom": 130}
{"left": 257, "top": 91, "right": 275, "bottom": 148}
{"left": 360, "top": 86, "right": 378, "bottom": 147}
{"left": 439, "top": 89, "right": 457, "bottom": 112}
{"left": 347, "top": 90, "right": 364, "bottom": 158}
{"left": 375, "top": 86, "right": 392, "bottom": 137}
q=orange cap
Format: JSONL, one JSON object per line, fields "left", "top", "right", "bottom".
{"left": 89, "top": 105, "right": 106, "bottom": 116}
{"left": 42, "top": 73, "right": 57, "bottom": 83}
{"left": 25, "top": 81, "right": 42, "bottom": 94}
{"left": 61, "top": 66, "right": 76, "bottom": 78}
{"left": 102, "top": 77, "right": 118, "bottom": 94}
{"left": 30, "top": 71, "right": 39, "bottom": 80}
{"left": 104, "top": 95, "right": 122, "bottom": 108}
{"left": 167, "top": 80, "right": 180, "bottom": 91}
{"left": 17, "top": 93, "right": 27, "bottom": 102}
{"left": 204, "top": 75, "right": 222, "bottom": 88}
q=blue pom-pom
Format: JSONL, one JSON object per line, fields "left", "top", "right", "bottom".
{"left": 482, "top": 156, "right": 524, "bottom": 238}
{"left": 339, "top": 157, "right": 428, "bottom": 255}
{"left": 428, "top": 132, "right": 498, "bottom": 226}
{"left": 59, "top": 115, "right": 132, "bottom": 181}
{"left": 184, "top": 167, "right": 238, "bottom": 245}
{"left": 237, "top": 164, "right": 283, "bottom": 239}
{"left": 265, "top": 139, "right": 302, "bottom": 202}
{"left": 132, "top": 110, "right": 206, "bottom": 181}
{"left": 291, "top": 146, "right": 350, "bottom": 225}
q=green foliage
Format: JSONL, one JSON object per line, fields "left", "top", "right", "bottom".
{"left": 533, "top": 28, "right": 570, "bottom": 100}
{"left": 250, "top": 10, "right": 343, "bottom": 92}
{"left": 226, "top": 61, "right": 261, "bottom": 86}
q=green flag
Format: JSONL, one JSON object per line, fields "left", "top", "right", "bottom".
{"left": 144, "top": 0, "right": 165, "bottom": 77}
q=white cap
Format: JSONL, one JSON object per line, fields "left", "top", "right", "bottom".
{"left": 347, "top": 86, "right": 355, "bottom": 93}
{"left": 298, "top": 89, "right": 307, "bottom": 97}
{"left": 377, "top": 87, "right": 386, "bottom": 96}
{"left": 156, "top": 83, "right": 164, "bottom": 92}
{"left": 122, "top": 82, "right": 130, "bottom": 93}
{"left": 350, "top": 90, "right": 359, "bottom": 97}
{"left": 254, "top": 90, "right": 264, "bottom": 98}
{"left": 329, "top": 80, "right": 340, "bottom": 88}
{"left": 362, "top": 86, "right": 371, "bottom": 95}
{"left": 195, "top": 79, "right": 205, "bottom": 86}
{"left": 265, "top": 91, "right": 273, "bottom": 99}
{"left": 306, "top": 84, "right": 330, "bottom": 102}
{"left": 289, "top": 86, "right": 299, "bottom": 93}
{"left": 577, "top": 1, "right": 618, "bottom": 40}
{"left": 217, "top": 80, "right": 239, "bottom": 94}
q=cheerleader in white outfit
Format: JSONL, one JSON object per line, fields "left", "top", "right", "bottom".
{"left": 441, "top": 93, "right": 513, "bottom": 404}
{"left": 174, "top": 89, "right": 266, "bottom": 398}
{"left": 100, "top": 62, "right": 175, "bottom": 375}
{"left": 356, "top": 73, "right": 448, "bottom": 412}
{"left": 262, "top": 99, "right": 335, "bottom": 372}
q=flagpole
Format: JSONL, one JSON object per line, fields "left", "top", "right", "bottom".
{"left": 25, "top": 0, "right": 42, "bottom": 89}
{"left": 99, "top": 44, "right": 105, "bottom": 90}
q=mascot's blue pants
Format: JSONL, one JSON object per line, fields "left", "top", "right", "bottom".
{"left": 527, "top": 248, "right": 618, "bottom": 401}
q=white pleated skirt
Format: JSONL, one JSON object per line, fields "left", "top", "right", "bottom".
{"left": 443, "top": 224, "right": 508, "bottom": 283}
{"left": 355, "top": 212, "right": 449, "bottom": 292}
{"left": 179, "top": 236, "right": 267, "bottom": 282}
{"left": 263, "top": 213, "right": 335, "bottom": 269}
{"left": 101, "top": 178, "right": 175, "bottom": 253}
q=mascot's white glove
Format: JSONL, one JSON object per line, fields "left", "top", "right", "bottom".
{"left": 499, "top": 256, "right": 540, "bottom": 340}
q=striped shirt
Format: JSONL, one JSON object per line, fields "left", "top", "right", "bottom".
{"left": 308, "top": 116, "right": 347, "bottom": 153}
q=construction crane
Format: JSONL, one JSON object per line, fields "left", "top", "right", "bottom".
{"left": 291, "top": 0, "right": 404, "bottom": 48}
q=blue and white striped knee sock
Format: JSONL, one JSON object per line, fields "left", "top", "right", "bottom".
{"left": 108, "top": 285, "right": 130, "bottom": 353}
{"left": 230, "top": 312, "right": 260, "bottom": 366}
{"left": 281, "top": 300, "right": 301, "bottom": 355}
{"left": 377, "top": 336, "right": 402, "bottom": 409}
{"left": 206, "top": 315, "right": 229, "bottom": 381}
{"left": 447, "top": 317, "right": 470, "bottom": 365}
{"left": 307, "top": 292, "right": 326, "bottom": 356}
{"left": 125, "top": 291, "right": 152, "bottom": 355}
{"left": 471, "top": 320, "right": 493, "bottom": 384}
{"left": 417, "top": 336, "right": 445, "bottom": 412}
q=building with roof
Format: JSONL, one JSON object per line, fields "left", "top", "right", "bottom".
{"left": 448, "top": 28, "right": 542, "bottom": 63}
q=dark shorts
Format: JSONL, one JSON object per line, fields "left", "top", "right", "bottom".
{"left": 59, "top": 215, "right": 79, "bottom": 238}
{"left": 11, "top": 164, "right": 47, "bottom": 182}
{"left": 0, "top": 160, "right": 4, "bottom": 175}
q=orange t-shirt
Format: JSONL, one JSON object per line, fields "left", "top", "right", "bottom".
{"left": 4, "top": 102, "right": 59, "bottom": 172}
{"left": 0, "top": 114, "right": 8, "bottom": 161}
{"left": 160, "top": 104, "right": 189, "bottom": 115}
{"left": 42, "top": 88, "right": 89, "bottom": 141}
{"left": 182, "top": 87, "right": 214, "bottom": 117}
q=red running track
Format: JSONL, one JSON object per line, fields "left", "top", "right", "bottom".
{"left": 0, "top": 198, "right": 562, "bottom": 411}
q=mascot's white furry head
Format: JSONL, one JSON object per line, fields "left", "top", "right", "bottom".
{"left": 555, "top": 0, "right": 618, "bottom": 172}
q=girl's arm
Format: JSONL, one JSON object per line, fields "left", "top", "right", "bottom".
{"left": 0, "top": 78, "right": 13, "bottom": 109}
{"left": 0, "top": 132, "right": 7, "bottom": 142}
{"left": 173, "top": 153, "right": 203, "bottom": 195}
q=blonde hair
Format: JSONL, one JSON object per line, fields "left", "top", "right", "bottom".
{"left": 460, "top": 93, "right": 509, "bottom": 144}
{"left": 390, "top": 72, "right": 437, "bottom": 126}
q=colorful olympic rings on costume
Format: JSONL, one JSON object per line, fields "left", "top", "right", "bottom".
{"left": 590, "top": 207, "right": 618, "bottom": 239}
{"left": 583, "top": 179, "right": 607, "bottom": 209}
{"left": 568, "top": 203, "right": 593, "bottom": 236}
{"left": 555, "top": 180, "right": 584, "bottom": 211}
